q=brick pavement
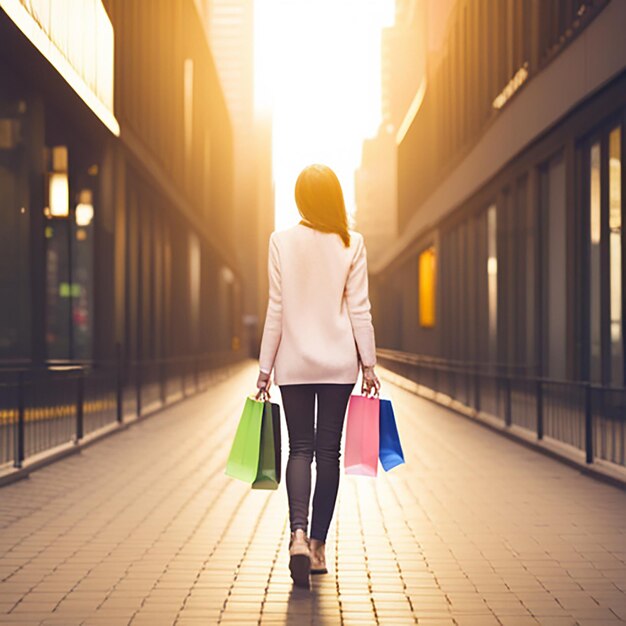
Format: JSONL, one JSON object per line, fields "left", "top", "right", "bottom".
{"left": 0, "top": 361, "right": 625, "bottom": 626}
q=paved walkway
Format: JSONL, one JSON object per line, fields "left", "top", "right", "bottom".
{"left": 0, "top": 361, "right": 624, "bottom": 626}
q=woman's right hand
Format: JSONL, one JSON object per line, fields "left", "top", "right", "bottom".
{"left": 361, "top": 365, "right": 380, "bottom": 396}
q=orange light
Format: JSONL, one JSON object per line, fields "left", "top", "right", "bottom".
{"left": 48, "top": 172, "right": 69, "bottom": 217}
{"left": 418, "top": 247, "right": 436, "bottom": 328}
{"left": 492, "top": 63, "right": 529, "bottom": 110}
{"left": 75, "top": 189, "right": 94, "bottom": 226}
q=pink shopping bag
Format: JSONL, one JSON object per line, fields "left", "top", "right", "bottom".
{"left": 344, "top": 394, "right": 380, "bottom": 477}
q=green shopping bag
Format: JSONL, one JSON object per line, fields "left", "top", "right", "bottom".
{"left": 252, "top": 401, "right": 282, "bottom": 490}
{"left": 225, "top": 396, "right": 265, "bottom": 483}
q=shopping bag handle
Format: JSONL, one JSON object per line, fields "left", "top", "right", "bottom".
{"left": 360, "top": 385, "right": 380, "bottom": 399}
{"left": 255, "top": 387, "right": 271, "bottom": 402}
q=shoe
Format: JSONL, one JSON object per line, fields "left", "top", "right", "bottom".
{"left": 288, "top": 529, "right": 311, "bottom": 587}
{"left": 309, "top": 539, "right": 328, "bottom": 575}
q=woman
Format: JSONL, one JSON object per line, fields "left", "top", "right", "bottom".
{"left": 256, "top": 164, "right": 380, "bottom": 588}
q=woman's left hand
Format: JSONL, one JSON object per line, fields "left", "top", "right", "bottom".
{"left": 256, "top": 370, "right": 271, "bottom": 393}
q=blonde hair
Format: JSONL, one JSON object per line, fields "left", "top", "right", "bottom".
{"left": 295, "top": 164, "right": 351, "bottom": 247}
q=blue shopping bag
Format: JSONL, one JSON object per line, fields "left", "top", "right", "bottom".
{"left": 379, "top": 399, "right": 405, "bottom": 471}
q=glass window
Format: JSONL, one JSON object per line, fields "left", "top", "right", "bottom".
{"left": 589, "top": 141, "right": 602, "bottom": 382}
{"left": 45, "top": 228, "right": 70, "bottom": 358}
{"left": 541, "top": 154, "right": 567, "bottom": 379}
{"left": 609, "top": 126, "right": 623, "bottom": 386}
{"left": 516, "top": 175, "right": 536, "bottom": 369}
{"left": 45, "top": 148, "right": 96, "bottom": 361}
{"left": 418, "top": 247, "right": 436, "bottom": 328}
{"left": 0, "top": 72, "right": 31, "bottom": 359}
{"left": 70, "top": 188, "right": 95, "bottom": 361}
{"left": 487, "top": 204, "right": 497, "bottom": 363}
{"left": 69, "top": 168, "right": 97, "bottom": 362}
{"left": 525, "top": 183, "right": 536, "bottom": 371}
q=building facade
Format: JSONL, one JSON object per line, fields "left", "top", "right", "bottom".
{"left": 354, "top": 0, "right": 425, "bottom": 265}
{"left": 354, "top": 129, "right": 397, "bottom": 263}
{"left": 0, "top": 0, "right": 241, "bottom": 367}
{"left": 196, "top": 0, "right": 275, "bottom": 359}
{"left": 374, "top": 0, "right": 625, "bottom": 381}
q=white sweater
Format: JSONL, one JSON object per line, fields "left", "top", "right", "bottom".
{"left": 258, "top": 223, "right": 377, "bottom": 385}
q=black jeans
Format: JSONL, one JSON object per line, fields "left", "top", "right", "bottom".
{"left": 279, "top": 383, "right": 354, "bottom": 542}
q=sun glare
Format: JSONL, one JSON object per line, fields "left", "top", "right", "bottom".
{"left": 254, "top": 0, "right": 395, "bottom": 231}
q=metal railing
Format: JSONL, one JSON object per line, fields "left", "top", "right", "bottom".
{"left": 0, "top": 350, "right": 244, "bottom": 470}
{"left": 377, "top": 348, "right": 626, "bottom": 468}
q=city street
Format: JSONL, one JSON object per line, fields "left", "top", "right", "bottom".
{"left": 0, "top": 363, "right": 624, "bottom": 625}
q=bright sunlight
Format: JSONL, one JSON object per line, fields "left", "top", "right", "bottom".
{"left": 254, "top": 0, "right": 395, "bottom": 231}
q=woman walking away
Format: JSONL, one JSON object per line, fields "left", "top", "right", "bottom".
{"left": 256, "top": 164, "right": 380, "bottom": 588}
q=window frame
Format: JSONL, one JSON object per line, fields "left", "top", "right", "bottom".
{"left": 578, "top": 112, "right": 626, "bottom": 387}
